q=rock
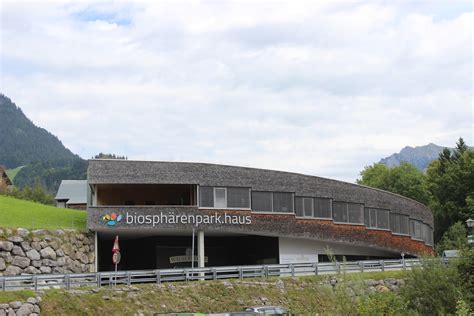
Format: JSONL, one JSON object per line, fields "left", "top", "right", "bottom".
{"left": 16, "top": 228, "right": 30, "bottom": 238}
{"left": 26, "top": 249, "right": 41, "bottom": 261}
{"left": 384, "top": 278, "right": 398, "bottom": 286}
{"left": 33, "top": 304, "right": 40, "bottom": 313}
{"left": 49, "top": 240, "right": 60, "bottom": 251}
{"left": 20, "top": 242, "right": 31, "bottom": 252}
{"left": 26, "top": 297, "right": 37, "bottom": 305}
{"left": 7, "top": 236, "right": 23, "bottom": 243}
{"left": 11, "top": 246, "right": 25, "bottom": 256}
{"left": 8, "top": 301, "right": 22, "bottom": 309}
{"left": 0, "top": 304, "right": 9, "bottom": 309}
{"left": 24, "top": 266, "right": 40, "bottom": 274}
{"left": 40, "top": 247, "right": 57, "bottom": 260}
{"left": 0, "top": 241, "right": 14, "bottom": 251}
{"left": 56, "top": 249, "right": 65, "bottom": 257}
{"left": 3, "top": 266, "right": 21, "bottom": 275}
{"left": 0, "top": 252, "right": 13, "bottom": 264}
{"left": 52, "top": 267, "right": 65, "bottom": 274}
{"left": 39, "top": 266, "right": 52, "bottom": 274}
{"left": 12, "top": 256, "right": 30, "bottom": 269}
{"left": 39, "top": 241, "right": 48, "bottom": 249}
{"left": 92, "top": 288, "right": 100, "bottom": 293}
{"left": 275, "top": 279, "right": 285, "bottom": 290}
{"left": 30, "top": 242, "right": 41, "bottom": 251}
{"left": 42, "top": 259, "right": 57, "bottom": 267}
{"left": 57, "top": 257, "right": 66, "bottom": 266}
{"left": 32, "top": 229, "right": 46, "bottom": 235}
{"left": 16, "top": 303, "right": 34, "bottom": 316}
{"left": 79, "top": 253, "right": 89, "bottom": 264}
{"left": 366, "top": 279, "right": 378, "bottom": 287}
{"left": 102, "top": 296, "right": 110, "bottom": 300}
{"left": 0, "top": 258, "right": 5, "bottom": 271}
{"left": 376, "top": 285, "right": 390, "bottom": 293}
{"left": 31, "top": 260, "right": 42, "bottom": 268}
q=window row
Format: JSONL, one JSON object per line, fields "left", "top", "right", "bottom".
{"left": 410, "top": 219, "right": 433, "bottom": 245}
{"left": 295, "top": 197, "right": 332, "bottom": 219}
{"left": 252, "top": 191, "right": 294, "bottom": 213}
{"left": 199, "top": 187, "right": 250, "bottom": 209}
{"left": 333, "top": 202, "right": 364, "bottom": 224}
{"left": 390, "top": 213, "right": 410, "bottom": 235}
{"left": 364, "top": 207, "right": 390, "bottom": 230}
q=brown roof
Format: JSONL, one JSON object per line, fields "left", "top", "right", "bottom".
{"left": 0, "top": 166, "right": 12, "bottom": 186}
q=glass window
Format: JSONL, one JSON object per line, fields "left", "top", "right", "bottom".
{"left": 199, "top": 187, "right": 214, "bottom": 207}
{"left": 364, "top": 208, "right": 370, "bottom": 226}
{"left": 377, "top": 209, "right": 390, "bottom": 229}
{"left": 295, "top": 197, "right": 304, "bottom": 217}
{"left": 399, "top": 215, "right": 409, "bottom": 235}
{"left": 252, "top": 192, "right": 273, "bottom": 212}
{"left": 273, "top": 192, "right": 293, "bottom": 213}
{"left": 303, "top": 198, "right": 313, "bottom": 217}
{"left": 227, "top": 187, "right": 250, "bottom": 208}
{"left": 348, "top": 203, "right": 364, "bottom": 224}
{"left": 333, "top": 202, "right": 348, "bottom": 223}
{"left": 369, "top": 208, "right": 377, "bottom": 228}
{"left": 214, "top": 188, "right": 227, "bottom": 208}
{"left": 314, "top": 198, "right": 332, "bottom": 218}
{"left": 390, "top": 213, "right": 400, "bottom": 233}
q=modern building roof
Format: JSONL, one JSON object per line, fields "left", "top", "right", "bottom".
{"left": 55, "top": 180, "right": 87, "bottom": 204}
{"left": 88, "top": 159, "right": 434, "bottom": 225}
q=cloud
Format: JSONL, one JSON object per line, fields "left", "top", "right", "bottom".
{"left": 0, "top": 0, "right": 472, "bottom": 182}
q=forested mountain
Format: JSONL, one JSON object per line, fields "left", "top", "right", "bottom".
{"left": 0, "top": 94, "right": 80, "bottom": 168}
{"left": 379, "top": 143, "right": 451, "bottom": 171}
{"left": 0, "top": 94, "right": 86, "bottom": 192}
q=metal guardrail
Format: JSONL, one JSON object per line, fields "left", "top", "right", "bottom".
{"left": 0, "top": 258, "right": 425, "bottom": 291}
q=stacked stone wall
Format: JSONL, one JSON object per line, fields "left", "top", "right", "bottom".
{"left": 0, "top": 228, "right": 95, "bottom": 276}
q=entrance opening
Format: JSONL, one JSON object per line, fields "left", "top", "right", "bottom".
{"left": 98, "top": 233, "right": 279, "bottom": 271}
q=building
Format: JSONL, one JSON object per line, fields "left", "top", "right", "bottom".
{"left": 87, "top": 160, "right": 434, "bottom": 272}
{"left": 0, "top": 166, "right": 12, "bottom": 192}
{"left": 55, "top": 180, "right": 87, "bottom": 210}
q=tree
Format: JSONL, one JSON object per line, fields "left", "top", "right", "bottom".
{"left": 93, "top": 153, "right": 128, "bottom": 160}
{"left": 426, "top": 138, "right": 474, "bottom": 241}
{"left": 357, "top": 162, "right": 430, "bottom": 204}
{"left": 435, "top": 221, "right": 467, "bottom": 253}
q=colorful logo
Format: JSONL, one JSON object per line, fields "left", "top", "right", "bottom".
{"left": 102, "top": 212, "right": 122, "bottom": 226}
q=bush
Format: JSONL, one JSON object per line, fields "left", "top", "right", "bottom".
{"left": 401, "top": 257, "right": 463, "bottom": 315}
{"left": 2, "top": 179, "right": 55, "bottom": 205}
{"left": 357, "top": 292, "right": 410, "bottom": 316}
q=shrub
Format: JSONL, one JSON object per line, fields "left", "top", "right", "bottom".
{"left": 357, "top": 292, "right": 410, "bottom": 316}
{"left": 400, "top": 257, "right": 462, "bottom": 315}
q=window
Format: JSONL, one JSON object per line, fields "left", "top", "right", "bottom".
{"left": 410, "top": 219, "right": 424, "bottom": 240}
{"left": 295, "top": 197, "right": 304, "bottom": 217}
{"left": 314, "top": 198, "right": 332, "bottom": 218}
{"left": 200, "top": 187, "right": 214, "bottom": 208}
{"left": 333, "top": 202, "right": 348, "bottom": 223}
{"left": 364, "top": 208, "right": 370, "bottom": 226}
{"left": 377, "top": 209, "right": 390, "bottom": 229}
{"left": 214, "top": 188, "right": 227, "bottom": 208}
{"left": 303, "top": 198, "right": 313, "bottom": 217}
{"left": 252, "top": 192, "right": 273, "bottom": 212}
{"left": 348, "top": 203, "right": 364, "bottom": 224}
{"left": 399, "top": 215, "right": 409, "bottom": 235}
{"left": 366, "top": 208, "right": 390, "bottom": 230}
{"left": 333, "top": 202, "right": 364, "bottom": 224}
{"left": 227, "top": 187, "right": 250, "bottom": 208}
{"left": 390, "top": 213, "right": 400, "bottom": 233}
{"left": 273, "top": 192, "right": 294, "bottom": 213}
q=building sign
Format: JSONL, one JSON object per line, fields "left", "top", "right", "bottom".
{"left": 169, "top": 255, "right": 209, "bottom": 264}
{"left": 101, "top": 211, "right": 252, "bottom": 228}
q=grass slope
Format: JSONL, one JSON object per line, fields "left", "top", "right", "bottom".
{"left": 5, "top": 166, "right": 24, "bottom": 181}
{"left": 0, "top": 195, "right": 86, "bottom": 231}
{"left": 38, "top": 272, "right": 406, "bottom": 315}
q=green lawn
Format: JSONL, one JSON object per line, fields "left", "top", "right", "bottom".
{"left": 5, "top": 166, "right": 24, "bottom": 181}
{"left": 0, "top": 195, "right": 86, "bottom": 231}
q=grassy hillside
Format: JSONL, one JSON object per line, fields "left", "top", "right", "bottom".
{"left": 32, "top": 272, "right": 406, "bottom": 315}
{"left": 0, "top": 195, "right": 86, "bottom": 231}
{"left": 5, "top": 166, "right": 24, "bottom": 181}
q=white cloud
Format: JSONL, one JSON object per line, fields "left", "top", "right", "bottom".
{"left": 0, "top": 0, "right": 472, "bottom": 182}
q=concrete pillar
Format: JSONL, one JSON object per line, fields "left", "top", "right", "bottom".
{"left": 197, "top": 230, "right": 205, "bottom": 268}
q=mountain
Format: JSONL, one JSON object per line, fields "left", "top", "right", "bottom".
{"left": 379, "top": 143, "right": 450, "bottom": 171}
{"left": 0, "top": 94, "right": 80, "bottom": 168}
{"left": 0, "top": 94, "right": 87, "bottom": 192}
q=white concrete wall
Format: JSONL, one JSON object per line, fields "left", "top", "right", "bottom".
{"left": 278, "top": 237, "right": 398, "bottom": 264}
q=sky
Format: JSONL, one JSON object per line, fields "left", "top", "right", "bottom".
{"left": 0, "top": 0, "right": 472, "bottom": 182}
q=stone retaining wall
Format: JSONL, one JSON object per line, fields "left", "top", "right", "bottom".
{"left": 0, "top": 228, "right": 95, "bottom": 276}
{"left": 0, "top": 297, "right": 41, "bottom": 316}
